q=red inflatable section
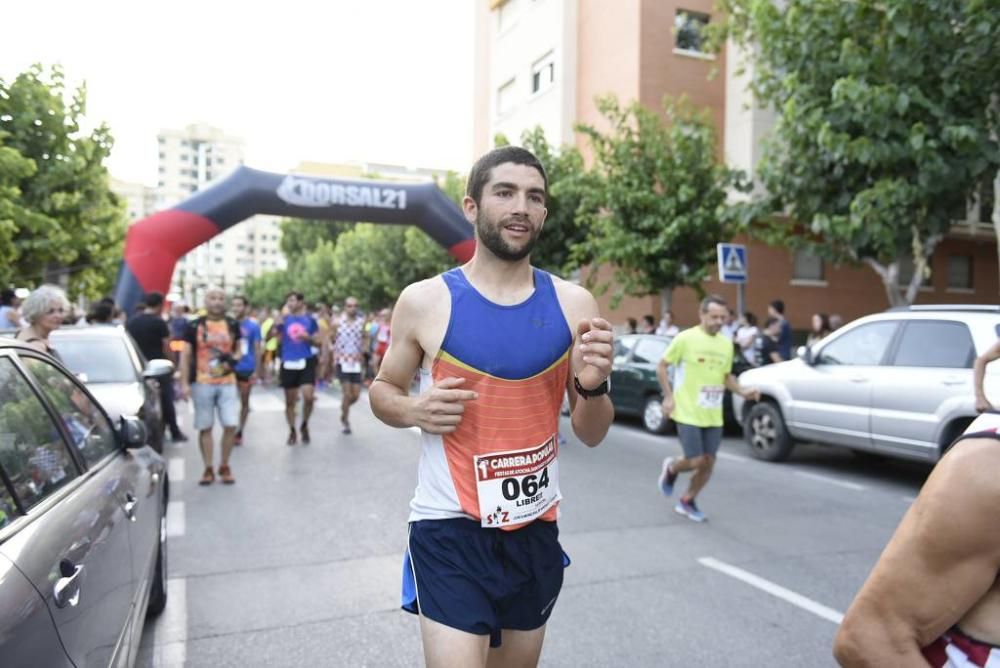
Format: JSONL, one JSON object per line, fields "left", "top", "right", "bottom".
{"left": 123, "top": 210, "right": 219, "bottom": 294}
{"left": 448, "top": 238, "right": 475, "bottom": 263}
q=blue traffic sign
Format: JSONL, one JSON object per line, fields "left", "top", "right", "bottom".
{"left": 717, "top": 243, "right": 748, "bottom": 283}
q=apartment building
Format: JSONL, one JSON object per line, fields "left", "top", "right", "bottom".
{"left": 474, "top": 0, "right": 997, "bottom": 329}
{"left": 154, "top": 123, "right": 287, "bottom": 303}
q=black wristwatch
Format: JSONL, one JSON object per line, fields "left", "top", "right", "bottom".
{"left": 574, "top": 375, "right": 610, "bottom": 399}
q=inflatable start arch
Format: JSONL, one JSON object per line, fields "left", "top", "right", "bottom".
{"left": 113, "top": 166, "right": 474, "bottom": 313}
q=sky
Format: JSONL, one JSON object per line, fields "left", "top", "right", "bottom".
{"left": 1, "top": 0, "right": 476, "bottom": 186}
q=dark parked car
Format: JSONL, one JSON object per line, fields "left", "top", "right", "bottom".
{"left": 610, "top": 334, "right": 675, "bottom": 433}
{"left": 0, "top": 338, "right": 168, "bottom": 667}
{"left": 51, "top": 326, "right": 174, "bottom": 454}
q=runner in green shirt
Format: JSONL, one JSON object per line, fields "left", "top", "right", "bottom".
{"left": 655, "top": 295, "right": 760, "bottom": 522}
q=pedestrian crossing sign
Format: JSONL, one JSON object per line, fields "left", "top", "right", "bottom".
{"left": 717, "top": 243, "right": 748, "bottom": 283}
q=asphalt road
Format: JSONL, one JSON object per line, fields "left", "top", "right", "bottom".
{"left": 137, "top": 385, "right": 931, "bottom": 667}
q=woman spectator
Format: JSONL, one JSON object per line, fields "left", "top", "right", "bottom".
{"left": 807, "top": 313, "right": 832, "bottom": 347}
{"left": 16, "top": 285, "right": 69, "bottom": 360}
{"left": 735, "top": 312, "right": 760, "bottom": 366}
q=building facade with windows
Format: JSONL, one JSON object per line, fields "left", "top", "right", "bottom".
{"left": 155, "top": 124, "right": 288, "bottom": 304}
{"left": 474, "top": 0, "right": 998, "bottom": 333}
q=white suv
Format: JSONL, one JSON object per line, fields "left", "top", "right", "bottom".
{"left": 732, "top": 305, "right": 1000, "bottom": 463}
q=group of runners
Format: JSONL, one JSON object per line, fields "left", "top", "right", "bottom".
{"left": 158, "top": 287, "right": 383, "bottom": 485}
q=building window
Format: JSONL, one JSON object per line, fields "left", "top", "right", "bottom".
{"left": 947, "top": 255, "right": 973, "bottom": 290}
{"left": 531, "top": 52, "right": 555, "bottom": 95}
{"left": 792, "top": 249, "right": 824, "bottom": 282}
{"left": 180, "top": 154, "right": 189, "bottom": 162}
{"left": 675, "top": 9, "right": 710, "bottom": 54}
{"left": 497, "top": 78, "right": 516, "bottom": 116}
{"left": 497, "top": 0, "right": 519, "bottom": 32}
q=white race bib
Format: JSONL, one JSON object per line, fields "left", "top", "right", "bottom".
{"left": 340, "top": 360, "right": 362, "bottom": 374}
{"left": 475, "top": 437, "right": 560, "bottom": 528}
{"left": 282, "top": 358, "right": 307, "bottom": 370}
{"left": 239, "top": 339, "right": 249, "bottom": 358}
{"left": 698, "top": 385, "right": 725, "bottom": 409}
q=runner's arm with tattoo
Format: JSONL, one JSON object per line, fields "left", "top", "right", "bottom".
{"left": 834, "top": 439, "right": 1000, "bottom": 667}
{"left": 369, "top": 281, "right": 477, "bottom": 434}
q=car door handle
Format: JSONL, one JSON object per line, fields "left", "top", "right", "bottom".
{"left": 54, "top": 561, "right": 84, "bottom": 608}
{"left": 941, "top": 378, "right": 966, "bottom": 386}
{"left": 122, "top": 492, "right": 138, "bottom": 522}
{"left": 849, "top": 376, "right": 868, "bottom": 383}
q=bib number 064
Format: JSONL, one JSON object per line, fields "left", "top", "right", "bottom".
{"left": 501, "top": 468, "right": 551, "bottom": 501}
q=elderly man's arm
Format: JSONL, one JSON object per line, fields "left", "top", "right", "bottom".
{"left": 834, "top": 438, "right": 1000, "bottom": 666}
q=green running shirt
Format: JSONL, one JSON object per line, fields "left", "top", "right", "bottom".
{"left": 662, "top": 326, "right": 734, "bottom": 428}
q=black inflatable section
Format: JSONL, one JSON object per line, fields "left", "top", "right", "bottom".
{"left": 113, "top": 166, "right": 474, "bottom": 313}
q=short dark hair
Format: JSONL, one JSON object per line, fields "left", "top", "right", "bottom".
{"left": 770, "top": 299, "right": 785, "bottom": 315}
{"left": 764, "top": 316, "right": 781, "bottom": 329}
{"left": 232, "top": 295, "right": 249, "bottom": 307}
{"left": 143, "top": 291, "right": 164, "bottom": 309}
{"left": 285, "top": 291, "right": 304, "bottom": 302}
{"left": 700, "top": 295, "right": 728, "bottom": 312}
{"left": 642, "top": 314, "right": 655, "bottom": 326}
{"left": 88, "top": 302, "right": 113, "bottom": 324}
{"left": 466, "top": 146, "right": 548, "bottom": 206}
{"left": 0, "top": 289, "right": 15, "bottom": 306}
{"left": 743, "top": 312, "right": 758, "bottom": 327}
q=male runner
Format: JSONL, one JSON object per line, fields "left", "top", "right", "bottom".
{"left": 270, "top": 291, "right": 320, "bottom": 445}
{"left": 369, "top": 146, "right": 614, "bottom": 668}
{"left": 231, "top": 295, "right": 261, "bottom": 445}
{"left": 331, "top": 296, "right": 368, "bottom": 435}
{"left": 179, "top": 288, "right": 241, "bottom": 485}
{"left": 656, "top": 296, "right": 760, "bottom": 522}
{"left": 834, "top": 412, "right": 1000, "bottom": 666}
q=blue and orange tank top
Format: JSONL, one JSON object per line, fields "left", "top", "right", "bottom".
{"left": 409, "top": 267, "right": 573, "bottom": 530}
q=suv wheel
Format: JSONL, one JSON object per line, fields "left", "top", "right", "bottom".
{"left": 744, "top": 402, "right": 794, "bottom": 462}
{"left": 146, "top": 503, "right": 168, "bottom": 617}
{"left": 643, "top": 396, "right": 670, "bottom": 434}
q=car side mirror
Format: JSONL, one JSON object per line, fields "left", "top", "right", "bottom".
{"left": 797, "top": 345, "right": 814, "bottom": 365}
{"left": 143, "top": 358, "right": 175, "bottom": 380}
{"left": 118, "top": 415, "right": 147, "bottom": 449}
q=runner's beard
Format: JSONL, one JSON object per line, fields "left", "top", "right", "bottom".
{"left": 477, "top": 211, "right": 538, "bottom": 262}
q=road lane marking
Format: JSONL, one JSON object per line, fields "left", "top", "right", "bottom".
{"left": 698, "top": 557, "right": 844, "bottom": 625}
{"left": 168, "top": 458, "right": 185, "bottom": 483}
{"left": 794, "top": 470, "right": 866, "bottom": 491}
{"left": 717, "top": 452, "right": 750, "bottom": 463}
{"left": 157, "top": 577, "right": 187, "bottom": 665}
{"left": 166, "top": 501, "right": 185, "bottom": 538}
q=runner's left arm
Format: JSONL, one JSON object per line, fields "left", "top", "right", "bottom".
{"left": 834, "top": 438, "right": 1000, "bottom": 666}
{"left": 564, "top": 287, "right": 614, "bottom": 447}
{"left": 724, "top": 374, "right": 760, "bottom": 401}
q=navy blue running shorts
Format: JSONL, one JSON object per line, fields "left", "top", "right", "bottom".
{"left": 401, "top": 518, "right": 569, "bottom": 648}
{"left": 676, "top": 422, "right": 723, "bottom": 459}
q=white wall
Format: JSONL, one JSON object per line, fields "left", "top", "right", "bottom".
{"left": 489, "top": 0, "right": 578, "bottom": 149}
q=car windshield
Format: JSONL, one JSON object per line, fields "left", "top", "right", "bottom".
{"left": 54, "top": 337, "right": 137, "bottom": 383}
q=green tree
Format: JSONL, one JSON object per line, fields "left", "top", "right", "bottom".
{"left": 278, "top": 218, "right": 352, "bottom": 259}
{"left": 575, "top": 95, "right": 743, "bottom": 311}
{"left": 715, "top": 0, "right": 1000, "bottom": 305}
{"left": 243, "top": 268, "right": 295, "bottom": 309}
{"left": 0, "top": 64, "right": 125, "bottom": 296}
{"left": 496, "top": 128, "right": 597, "bottom": 277}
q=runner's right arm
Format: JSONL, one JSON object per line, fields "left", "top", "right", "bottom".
{"left": 658, "top": 337, "right": 681, "bottom": 418}
{"left": 834, "top": 438, "right": 1000, "bottom": 666}
{"left": 974, "top": 340, "right": 1000, "bottom": 412}
{"left": 369, "top": 281, "right": 477, "bottom": 433}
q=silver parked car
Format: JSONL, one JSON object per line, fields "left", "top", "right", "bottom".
{"left": 732, "top": 305, "right": 1000, "bottom": 463}
{"left": 0, "top": 338, "right": 168, "bottom": 667}
{"left": 51, "top": 326, "right": 174, "bottom": 454}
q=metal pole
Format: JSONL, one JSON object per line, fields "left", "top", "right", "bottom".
{"left": 737, "top": 282, "right": 746, "bottom": 316}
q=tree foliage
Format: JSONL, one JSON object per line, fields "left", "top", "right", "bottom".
{"left": 575, "top": 95, "right": 744, "bottom": 310}
{"left": 0, "top": 64, "right": 125, "bottom": 297}
{"left": 715, "top": 0, "right": 1000, "bottom": 305}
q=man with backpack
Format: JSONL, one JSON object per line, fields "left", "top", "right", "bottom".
{"left": 180, "top": 288, "right": 241, "bottom": 485}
